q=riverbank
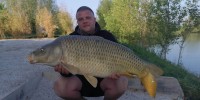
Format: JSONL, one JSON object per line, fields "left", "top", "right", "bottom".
{"left": 126, "top": 44, "right": 200, "bottom": 100}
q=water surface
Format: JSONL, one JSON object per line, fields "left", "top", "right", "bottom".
{"left": 166, "top": 33, "right": 200, "bottom": 74}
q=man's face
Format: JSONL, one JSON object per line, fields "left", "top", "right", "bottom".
{"left": 76, "top": 10, "right": 96, "bottom": 34}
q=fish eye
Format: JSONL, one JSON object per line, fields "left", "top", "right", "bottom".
{"left": 40, "top": 48, "right": 45, "bottom": 53}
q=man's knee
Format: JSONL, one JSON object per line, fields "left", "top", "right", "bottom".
{"left": 53, "top": 76, "right": 82, "bottom": 99}
{"left": 101, "top": 76, "right": 128, "bottom": 97}
{"left": 118, "top": 76, "right": 129, "bottom": 92}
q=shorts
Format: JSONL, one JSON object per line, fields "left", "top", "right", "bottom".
{"left": 60, "top": 73, "right": 104, "bottom": 97}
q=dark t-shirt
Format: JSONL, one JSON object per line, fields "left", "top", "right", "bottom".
{"left": 61, "top": 22, "right": 117, "bottom": 97}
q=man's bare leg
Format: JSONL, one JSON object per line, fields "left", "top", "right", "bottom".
{"left": 53, "top": 76, "right": 83, "bottom": 100}
{"left": 100, "top": 76, "right": 128, "bottom": 100}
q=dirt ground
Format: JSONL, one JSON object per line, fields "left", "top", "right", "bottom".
{"left": 0, "top": 38, "right": 55, "bottom": 99}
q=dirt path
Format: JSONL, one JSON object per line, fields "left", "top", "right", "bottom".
{"left": 0, "top": 38, "right": 54, "bottom": 99}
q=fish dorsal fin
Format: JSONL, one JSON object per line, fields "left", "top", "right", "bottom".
{"left": 84, "top": 75, "right": 98, "bottom": 88}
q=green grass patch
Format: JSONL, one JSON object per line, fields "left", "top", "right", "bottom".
{"left": 123, "top": 43, "right": 200, "bottom": 100}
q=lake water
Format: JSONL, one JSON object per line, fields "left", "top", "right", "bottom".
{"left": 166, "top": 33, "right": 200, "bottom": 74}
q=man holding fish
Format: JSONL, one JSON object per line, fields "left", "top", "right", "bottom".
{"left": 28, "top": 6, "right": 162, "bottom": 100}
{"left": 53, "top": 6, "right": 128, "bottom": 100}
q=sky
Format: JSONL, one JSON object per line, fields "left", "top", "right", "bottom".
{"left": 56, "top": 0, "right": 102, "bottom": 25}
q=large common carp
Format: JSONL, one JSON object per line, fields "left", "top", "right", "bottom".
{"left": 27, "top": 35, "right": 163, "bottom": 97}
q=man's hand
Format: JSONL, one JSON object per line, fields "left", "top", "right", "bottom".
{"left": 54, "top": 64, "right": 70, "bottom": 74}
{"left": 108, "top": 73, "right": 121, "bottom": 80}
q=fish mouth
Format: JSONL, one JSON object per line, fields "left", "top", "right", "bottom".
{"left": 27, "top": 55, "right": 36, "bottom": 64}
{"left": 27, "top": 55, "right": 51, "bottom": 65}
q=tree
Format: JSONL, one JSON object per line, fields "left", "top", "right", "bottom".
{"left": 97, "top": 0, "right": 112, "bottom": 29}
{"left": 98, "top": 0, "right": 159, "bottom": 47}
{"left": 147, "top": 0, "right": 183, "bottom": 59}
{"left": 0, "top": 3, "right": 7, "bottom": 38}
{"left": 55, "top": 10, "right": 73, "bottom": 35}
{"left": 4, "top": 0, "right": 31, "bottom": 37}
{"left": 0, "top": 0, "right": 67, "bottom": 38}
{"left": 176, "top": 0, "right": 200, "bottom": 65}
{"left": 20, "top": 0, "right": 38, "bottom": 34}
{"left": 36, "top": 7, "right": 55, "bottom": 38}
{"left": 137, "top": 0, "right": 155, "bottom": 47}
{"left": 104, "top": 0, "right": 140, "bottom": 44}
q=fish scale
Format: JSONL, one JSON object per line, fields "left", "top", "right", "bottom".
{"left": 60, "top": 36, "right": 145, "bottom": 77}
{"left": 28, "top": 35, "right": 163, "bottom": 97}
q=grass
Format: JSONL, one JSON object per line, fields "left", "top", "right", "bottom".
{"left": 124, "top": 43, "right": 200, "bottom": 100}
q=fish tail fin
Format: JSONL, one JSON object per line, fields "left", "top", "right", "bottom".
{"left": 140, "top": 72, "right": 157, "bottom": 98}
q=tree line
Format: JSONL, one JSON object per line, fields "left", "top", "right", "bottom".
{"left": 0, "top": 0, "right": 73, "bottom": 38}
{"left": 97, "top": 0, "right": 200, "bottom": 59}
{"left": 0, "top": 0, "right": 199, "bottom": 60}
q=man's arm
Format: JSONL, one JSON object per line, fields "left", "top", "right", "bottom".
{"left": 54, "top": 64, "right": 73, "bottom": 77}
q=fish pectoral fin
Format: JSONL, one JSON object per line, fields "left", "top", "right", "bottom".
{"left": 84, "top": 75, "right": 98, "bottom": 88}
{"left": 61, "top": 63, "right": 80, "bottom": 74}
{"left": 121, "top": 72, "right": 135, "bottom": 78}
